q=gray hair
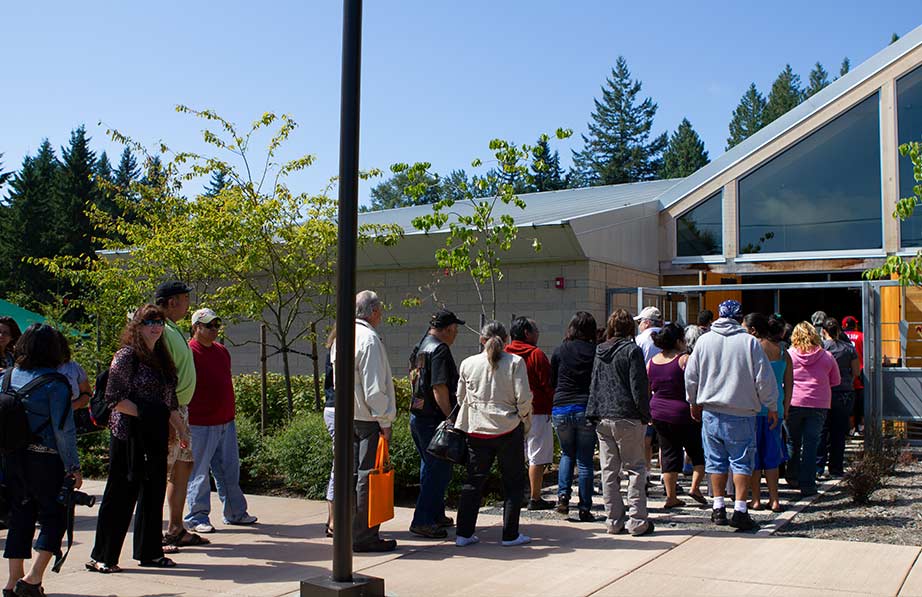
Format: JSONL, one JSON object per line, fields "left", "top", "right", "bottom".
{"left": 684, "top": 324, "right": 703, "bottom": 354}
{"left": 481, "top": 321, "right": 508, "bottom": 368}
{"left": 355, "top": 290, "right": 381, "bottom": 320}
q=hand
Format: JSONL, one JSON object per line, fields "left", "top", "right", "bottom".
{"left": 767, "top": 410, "right": 780, "bottom": 430}
{"left": 690, "top": 404, "right": 703, "bottom": 422}
{"left": 179, "top": 429, "right": 192, "bottom": 450}
{"left": 380, "top": 427, "right": 392, "bottom": 443}
{"left": 70, "top": 471, "right": 83, "bottom": 490}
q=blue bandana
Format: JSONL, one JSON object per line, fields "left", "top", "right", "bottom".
{"left": 719, "top": 300, "right": 742, "bottom": 319}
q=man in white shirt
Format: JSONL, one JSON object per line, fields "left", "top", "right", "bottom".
{"left": 634, "top": 306, "right": 663, "bottom": 365}
{"left": 332, "top": 290, "right": 398, "bottom": 553}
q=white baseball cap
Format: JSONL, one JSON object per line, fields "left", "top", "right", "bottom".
{"left": 633, "top": 306, "right": 662, "bottom": 322}
{"left": 191, "top": 308, "right": 219, "bottom": 325}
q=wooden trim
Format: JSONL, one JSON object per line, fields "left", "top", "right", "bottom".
{"left": 881, "top": 79, "right": 900, "bottom": 253}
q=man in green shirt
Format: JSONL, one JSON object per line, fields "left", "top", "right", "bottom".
{"left": 155, "top": 281, "right": 208, "bottom": 548}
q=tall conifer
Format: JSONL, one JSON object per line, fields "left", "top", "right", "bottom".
{"left": 529, "top": 138, "right": 565, "bottom": 192}
{"left": 726, "top": 83, "right": 766, "bottom": 149}
{"left": 806, "top": 62, "right": 831, "bottom": 98}
{"left": 661, "top": 119, "right": 709, "bottom": 179}
{"left": 57, "top": 126, "right": 99, "bottom": 259}
{"left": 763, "top": 65, "right": 804, "bottom": 125}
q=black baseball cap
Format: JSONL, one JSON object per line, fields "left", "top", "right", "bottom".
{"left": 154, "top": 280, "right": 193, "bottom": 301}
{"left": 430, "top": 309, "right": 465, "bottom": 329}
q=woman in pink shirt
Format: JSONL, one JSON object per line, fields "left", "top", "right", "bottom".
{"left": 784, "top": 322, "right": 840, "bottom": 497}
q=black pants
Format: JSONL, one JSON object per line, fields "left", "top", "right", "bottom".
{"left": 353, "top": 420, "right": 382, "bottom": 547}
{"left": 457, "top": 424, "right": 525, "bottom": 542}
{"left": 91, "top": 415, "right": 169, "bottom": 565}
{"left": 3, "top": 452, "right": 66, "bottom": 559}
{"left": 817, "top": 391, "right": 854, "bottom": 475}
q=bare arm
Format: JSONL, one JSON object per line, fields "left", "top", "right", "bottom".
{"left": 432, "top": 384, "right": 452, "bottom": 418}
{"left": 115, "top": 400, "right": 139, "bottom": 417}
{"left": 783, "top": 352, "right": 794, "bottom": 418}
{"left": 170, "top": 409, "right": 190, "bottom": 448}
{"left": 72, "top": 378, "right": 92, "bottom": 410}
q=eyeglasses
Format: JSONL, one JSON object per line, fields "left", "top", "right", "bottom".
{"left": 141, "top": 319, "right": 165, "bottom": 327}
{"left": 203, "top": 322, "right": 222, "bottom": 330}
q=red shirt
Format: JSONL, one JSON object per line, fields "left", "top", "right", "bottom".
{"left": 845, "top": 330, "right": 864, "bottom": 390}
{"left": 187, "top": 339, "right": 236, "bottom": 426}
{"left": 505, "top": 340, "right": 553, "bottom": 415}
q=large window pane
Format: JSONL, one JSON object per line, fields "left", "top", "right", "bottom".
{"left": 677, "top": 191, "right": 722, "bottom": 256}
{"left": 738, "top": 92, "right": 882, "bottom": 254}
{"left": 898, "top": 65, "right": 922, "bottom": 247}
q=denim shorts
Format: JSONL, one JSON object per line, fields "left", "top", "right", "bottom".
{"left": 754, "top": 415, "right": 785, "bottom": 471}
{"left": 701, "top": 410, "right": 757, "bottom": 476}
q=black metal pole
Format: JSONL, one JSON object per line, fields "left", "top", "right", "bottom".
{"left": 332, "top": 0, "right": 362, "bottom": 584}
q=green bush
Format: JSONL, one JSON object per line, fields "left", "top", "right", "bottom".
{"left": 235, "top": 415, "right": 270, "bottom": 489}
{"left": 263, "top": 412, "right": 333, "bottom": 498}
{"left": 77, "top": 430, "right": 111, "bottom": 478}
{"left": 234, "top": 373, "right": 318, "bottom": 428}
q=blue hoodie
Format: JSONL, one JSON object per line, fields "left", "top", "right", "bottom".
{"left": 685, "top": 318, "right": 778, "bottom": 417}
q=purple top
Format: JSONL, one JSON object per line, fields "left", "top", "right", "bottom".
{"left": 106, "top": 347, "right": 178, "bottom": 440}
{"left": 649, "top": 355, "right": 693, "bottom": 425}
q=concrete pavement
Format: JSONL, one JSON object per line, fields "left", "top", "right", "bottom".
{"left": 8, "top": 480, "right": 922, "bottom": 597}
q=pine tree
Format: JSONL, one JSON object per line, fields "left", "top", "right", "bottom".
{"left": 726, "top": 83, "right": 767, "bottom": 149}
{"left": 763, "top": 64, "right": 804, "bottom": 125}
{"left": 806, "top": 62, "right": 831, "bottom": 98}
{"left": 572, "top": 56, "right": 668, "bottom": 185}
{"left": 839, "top": 57, "right": 851, "bottom": 78}
{"left": 891, "top": 33, "right": 900, "bottom": 45}
{"left": 204, "top": 169, "right": 230, "bottom": 197}
{"left": 529, "top": 138, "right": 565, "bottom": 192}
{"left": 0, "top": 153, "right": 11, "bottom": 189}
{"left": 56, "top": 126, "right": 99, "bottom": 259}
{"left": 113, "top": 147, "right": 140, "bottom": 190}
{"left": 94, "top": 151, "right": 119, "bottom": 219}
{"left": 660, "top": 118, "right": 709, "bottom": 179}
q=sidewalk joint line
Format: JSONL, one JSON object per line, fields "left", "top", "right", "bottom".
{"left": 896, "top": 546, "right": 922, "bottom": 596}
{"left": 584, "top": 531, "right": 700, "bottom": 597}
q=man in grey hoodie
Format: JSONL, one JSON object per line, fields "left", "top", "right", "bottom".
{"left": 685, "top": 300, "right": 778, "bottom": 531}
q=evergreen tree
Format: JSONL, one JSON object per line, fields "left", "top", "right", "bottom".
{"left": 660, "top": 118, "right": 709, "bottom": 179}
{"left": 0, "top": 153, "right": 11, "bottom": 190}
{"left": 113, "top": 146, "right": 141, "bottom": 190}
{"left": 763, "top": 64, "right": 804, "bottom": 125}
{"left": 806, "top": 62, "right": 831, "bottom": 97}
{"left": 891, "top": 33, "right": 900, "bottom": 45}
{"left": 94, "top": 151, "right": 119, "bottom": 219}
{"left": 572, "top": 56, "right": 667, "bottom": 185}
{"left": 839, "top": 57, "right": 851, "bottom": 78}
{"left": 529, "top": 138, "right": 565, "bottom": 192}
{"left": 726, "top": 83, "right": 767, "bottom": 149}
{"left": 365, "top": 169, "right": 441, "bottom": 211}
{"left": 56, "top": 126, "right": 99, "bottom": 259}
{"left": 204, "top": 169, "right": 230, "bottom": 197}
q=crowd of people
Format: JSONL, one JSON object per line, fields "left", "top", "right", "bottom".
{"left": 336, "top": 292, "right": 864, "bottom": 550}
{"left": 0, "top": 281, "right": 256, "bottom": 597}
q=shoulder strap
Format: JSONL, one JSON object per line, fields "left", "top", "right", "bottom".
{"left": 18, "top": 373, "right": 72, "bottom": 432}
{"left": 1, "top": 368, "right": 12, "bottom": 392}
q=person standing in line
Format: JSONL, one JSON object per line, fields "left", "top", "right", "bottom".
{"left": 587, "top": 309, "right": 654, "bottom": 536}
{"left": 697, "top": 310, "right": 715, "bottom": 333}
{"left": 332, "top": 291, "right": 398, "bottom": 552}
{"left": 505, "top": 317, "right": 555, "bottom": 510}
{"left": 454, "top": 322, "right": 532, "bottom": 547}
{"left": 634, "top": 307, "right": 663, "bottom": 364}
{"left": 407, "top": 309, "right": 464, "bottom": 539}
{"left": 785, "top": 322, "right": 840, "bottom": 497}
{"left": 817, "top": 318, "right": 859, "bottom": 478}
{"left": 54, "top": 329, "right": 92, "bottom": 410}
{"left": 743, "top": 313, "right": 792, "bottom": 513}
{"left": 810, "top": 311, "right": 828, "bottom": 338}
{"left": 0, "top": 317, "right": 22, "bottom": 371}
{"left": 685, "top": 300, "right": 778, "bottom": 532}
{"left": 183, "top": 308, "right": 257, "bottom": 535}
{"left": 647, "top": 323, "right": 707, "bottom": 509}
{"left": 322, "top": 329, "right": 336, "bottom": 538}
{"left": 155, "top": 281, "right": 208, "bottom": 549}
{"left": 550, "top": 312, "right": 598, "bottom": 521}
{"left": 842, "top": 316, "right": 865, "bottom": 436}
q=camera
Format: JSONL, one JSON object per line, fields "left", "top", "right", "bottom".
{"left": 57, "top": 476, "right": 95, "bottom": 508}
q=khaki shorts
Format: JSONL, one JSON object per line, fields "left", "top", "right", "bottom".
{"left": 525, "top": 414, "right": 554, "bottom": 466}
{"left": 167, "top": 405, "right": 194, "bottom": 478}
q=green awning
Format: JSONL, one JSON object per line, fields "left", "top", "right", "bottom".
{"left": 0, "top": 299, "right": 45, "bottom": 332}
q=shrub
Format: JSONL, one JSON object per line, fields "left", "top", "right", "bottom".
{"left": 236, "top": 415, "right": 271, "bottom": 488}
{"left": 234, "top": 373, "right": 318, "bottom": 428}
{"left": 77, "top": 430, "right": 111, "bottom": 478}
{"left": 843, "top": 445, "right": 903, "bottom": 505}
{"left": 263, "top": 412, "right": 333, "bottom": 498}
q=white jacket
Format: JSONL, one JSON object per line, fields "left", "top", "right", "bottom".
{"left": 331, "top": 319, "right": 397, "bottom": 428}
{"left": 455, "top": 351, "right": 532, "bottom": 436}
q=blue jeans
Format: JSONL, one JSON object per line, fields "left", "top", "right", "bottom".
{"left": 184, "top": 420, "right": 251, "bottom": 526}
{"left": 785, "top": 406, "right": 827, "bottom": 494}
{"left": 410, "top": 414, "right": 453, "bottom": 527}
{"left": 552, "top": 411, "right": 596, "bottom": 512}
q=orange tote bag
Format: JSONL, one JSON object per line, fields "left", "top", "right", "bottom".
{"left": 368, "top": 436, "right": 395, "bottom": 527}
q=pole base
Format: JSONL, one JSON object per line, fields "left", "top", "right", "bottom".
{"left": 300, "top": 574, "right": 385, "bottom": 597}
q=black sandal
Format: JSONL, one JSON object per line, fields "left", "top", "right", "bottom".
{"left": 86, "top": 559, "right": 122, "bottom": 574}
{"left": 139, "top": 556, "right": 176, "bottom": 568}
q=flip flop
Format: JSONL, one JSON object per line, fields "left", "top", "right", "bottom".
{"left": 771, "top": 504, "right": 786, "bottom": 513}
{"left": 164, "top": 529, "right": 210, "bottom": 547}
{"left": 663, "top": 499, "right": 686, "bottom": 509}
{"left": 162, "top": 544, "right": 180, "bottom": 554}
{"left": 688, "top": 492, "right": 708, "bottom": 506}
{"left": 85, "top": 560, "right": 122, "bottom": 574}
{"left": 139, "top": 557, "right": 176, "bottom": 568}
{"left": 749, "top": 503, "right": 767, "bottom": 511}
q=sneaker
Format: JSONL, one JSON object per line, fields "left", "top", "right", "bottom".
{"left": 188, "top": 522, "right": 214, "bottom": 534}
{"left": 630, "top": 520, "right": 655, "bottom": 537}
{"left": 578, "top": 509, "right": 595, "bottom": 522}
{"left": 353, "top": 538, "right": 397, "bottom": 552}
{"left": 409, "top": 524, "right": 448, "bottom": 539}
{"left": 711, "top": 507, "right": 728, "bottom": 526}
{"left": 436, "top": 514, "right": 455, "bottom": 528}
{"left": 226, "top": 514, "right": 258, "bottom": 525}
{"left": 606, "top": 523, "right": 625, "bottom": 535}
{"left": 527, "top": 498, "right": 555, "bottom": 511}
{"left": 501, "top": 534, "right": 531, "bottom": 546}
{"left": 556, "top": 498, "right": 569, "bottom": 515}
{"left": 729, "top": 510, "right": 759, "bottom": 532}
{"left": 455, "top": 534, "right": 479, "bottom": 547}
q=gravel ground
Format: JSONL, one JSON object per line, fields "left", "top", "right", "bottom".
{"left": 776, "top": 459, "right": 922, "bottom": 545}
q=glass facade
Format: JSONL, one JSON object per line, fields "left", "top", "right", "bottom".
{"left": 677, "top": 191, "right": 722, "bottom": 256}
{"left": 738, "top": 92, "right": 882, "bottom": 254}
{"left": 898, "top": 64, "right": 922, "bottom": 247}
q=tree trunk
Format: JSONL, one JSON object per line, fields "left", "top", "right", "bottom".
{"left": 281, "top": 346, "right": 294, "bottom": 417}
{"left": 311, "top": 321, "right": 321, "bottom": 411}
{"left": 260, "top": 323, "right": 268, "bottom": 435}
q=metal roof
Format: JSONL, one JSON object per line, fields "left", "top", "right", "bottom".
{"left": 358, "top": 178, "right": 682, "bottom": 234}
{"left": 656, "top": 24, "right": 922, "bottom": 210}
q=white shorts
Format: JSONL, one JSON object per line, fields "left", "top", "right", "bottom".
{"left": 525, "top": 414, "right": 554, "bottom": 466}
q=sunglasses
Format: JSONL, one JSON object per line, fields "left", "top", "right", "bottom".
{"left": 202, "top": 322, "right": 222, "bottom": 330}
{"left": 142, "top": 319, "right": 165, "bottom": 327}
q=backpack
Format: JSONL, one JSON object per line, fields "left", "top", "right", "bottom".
{"left": 0, "top": 369, "right": 71, "bottom": 455}
{"left": 89, "top": 369, "right": 111, "bottom": 428}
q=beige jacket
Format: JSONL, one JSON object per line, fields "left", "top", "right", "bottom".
{"left": 331, "top": 319, "right": 397, "bottom": 428}
{"left": 455, "top": 351, "right": 532, "bottom": 436}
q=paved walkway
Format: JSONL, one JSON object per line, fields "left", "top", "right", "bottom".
{"left": 8, "top": 480, "right": 921, "bottom": 597}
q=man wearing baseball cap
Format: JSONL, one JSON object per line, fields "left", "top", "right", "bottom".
{"left": 685, "top": 300, "right": 778, "bottom": 532}
{"left": 407, "top": 308, "right": 464, "bottom": 539}
{"left": 184, "top": 308, "right": 257, "bottom": 535}
{"left": 634, "top": 306, "right": 663, "bottom": 365}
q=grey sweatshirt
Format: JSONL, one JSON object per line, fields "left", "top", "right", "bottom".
{"left": 685, "top": 318, "right": 778, "bottom": 416}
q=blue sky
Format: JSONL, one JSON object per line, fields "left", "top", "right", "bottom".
{"left": 1, "top": 1, "right": 919, "bottom": 206}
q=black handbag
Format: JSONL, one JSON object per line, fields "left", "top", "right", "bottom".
{"left": 426, "top": 405, "right": 467, "bottom": 465}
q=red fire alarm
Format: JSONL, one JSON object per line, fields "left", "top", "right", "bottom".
{"left": 554, "top": 277, "right": 565, "bottom": 290}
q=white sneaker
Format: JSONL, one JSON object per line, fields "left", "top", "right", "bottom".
{"left": 501, "top": 534, "right": 531, "bottom": 547}
{"left": 226, "top": 514, "right": 258, "bottom": 525}
{"left": 191, "top": 522, "right": 215, "bottom": 534}
{"left": 455, "top": 535, "right": 479, "bottom": 547}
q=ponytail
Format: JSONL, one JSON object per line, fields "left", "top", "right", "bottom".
{"left": 480, "top": 321, "right": 508, "bottom": 369}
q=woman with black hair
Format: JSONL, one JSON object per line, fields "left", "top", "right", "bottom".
{"left": 550, "top": 311, "right": 598, "bottom": 520}
{"left": 648, "top": 322, "right": 706, "bottom": 509}
{"left": 2, "top": 324, "right": 79, "bottom": 597}
{"left": 0, "top": 317, "right": 22, "bottom": 371}
{"left": 817, "top": 318, "right": 859, "bottom": 477}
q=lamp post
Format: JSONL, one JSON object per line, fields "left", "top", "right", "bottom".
{"left": 301, "top": 0, "right": 384, "bottom": 594}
